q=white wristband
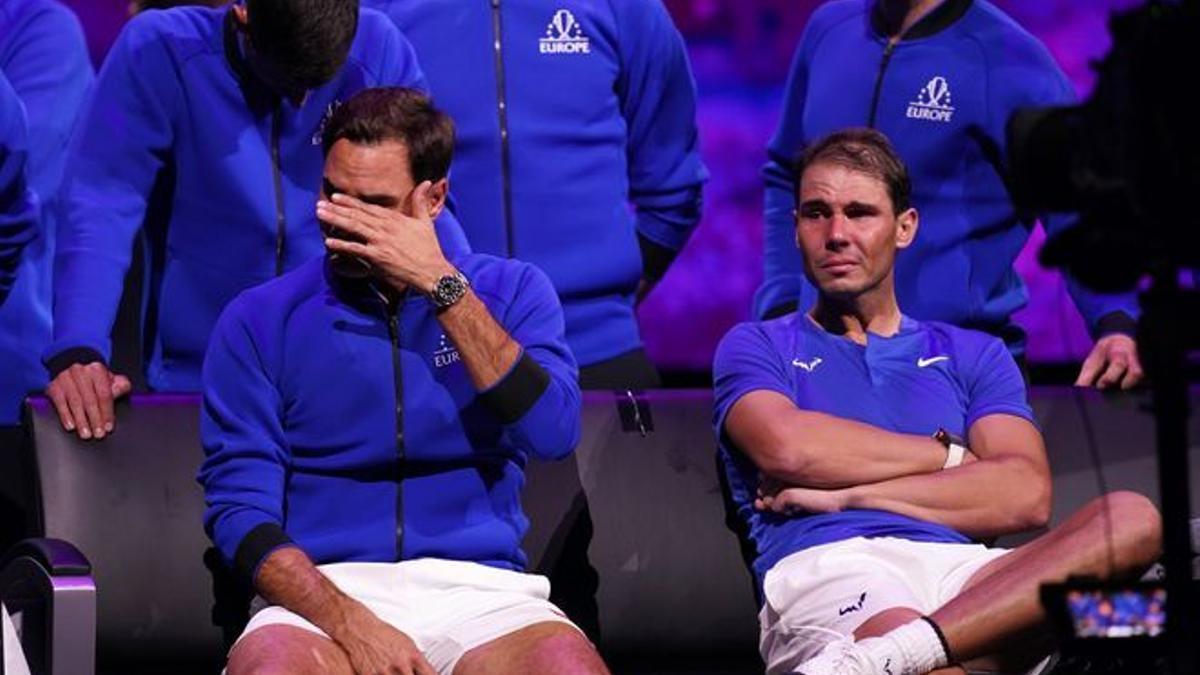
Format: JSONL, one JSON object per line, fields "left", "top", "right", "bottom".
{"left": 942, "top": 442, "right": 966, "bottom": 469}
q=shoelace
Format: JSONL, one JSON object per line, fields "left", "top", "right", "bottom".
{"left": 783, "top": 625, "right": 876, "bottom": 675}
{"left": 820, "top": 642, "right": 878, "bottom": 675}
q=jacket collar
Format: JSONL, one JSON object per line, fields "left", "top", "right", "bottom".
{"left": 870, "top": 0, "right": 972, "bottom": 41}
{"left": 223, "top": 8, "right": 253, "bottom": 84}
{"left": 223, "top": 5, "right": 281, "bottom": 111}
{"left": 323, "top": 261, "right": 405, "bottom": 314}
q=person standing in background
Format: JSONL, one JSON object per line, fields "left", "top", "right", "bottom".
{"left": 0, "top": 0, "right": 93, "bottom": 426}
{"left": 44, "top": 0, "right": 466, "bottom": 439}
{"left": 0, "top": 70, "right": 42, "bottom": 553}
{"left": 367, "top": 0, "right": 707, "bottom": 389}
{"left": 757, "top": 0, "right": 1142, "bottom": 390}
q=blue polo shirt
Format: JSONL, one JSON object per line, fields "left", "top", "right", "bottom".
{"left": 713, "top": 311, "right": 1033, "bottom": 586}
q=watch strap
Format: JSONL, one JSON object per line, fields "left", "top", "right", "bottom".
{"left": 942, "top": 442, "right": 966, "bottom": 469}
{"left": 933, "top": 427, "right": 968, "bottom": 470}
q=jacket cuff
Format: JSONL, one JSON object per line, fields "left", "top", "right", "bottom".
{"left": 1092, "top": 311, "right": 1138, "bottom": 339}
{"left": 44, "top": 347, "right": 106, "bottom": 379}
{"left": 234, "top": 522, "right": 294, "bottom": 584}
{"left": 635, "top": 203, "right": 698, "bottom": 253}
{"left": 479, "top": 352, "right": 550, "bottom": 424}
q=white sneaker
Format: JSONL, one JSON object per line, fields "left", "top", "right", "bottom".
{"left": 795, "top": 637, "right": 890, "bottom": 675}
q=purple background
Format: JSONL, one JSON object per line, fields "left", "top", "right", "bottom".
{"left": 62, "top": 0, "right": 1142, "bottom": 370}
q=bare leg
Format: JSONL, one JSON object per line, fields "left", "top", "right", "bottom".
{"left": 453, "top": 621, "right": 609, "bottom": 675}
{"left": 931, "top": 491, "right": 1161, "bottom": 662}
{"left": 855, "top": 608, "right": 965, "bottom": 675}
{"left": 227, "top": 624, "right": 355, "bottom": 675}
{"left": 797, "top": 493, "right": 1160, "bottom": 675}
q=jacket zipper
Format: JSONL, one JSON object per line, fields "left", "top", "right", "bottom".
{"left": 381, "top": 293, "right": 406, "bottom": 558}
{"left": 270, "top": 106, "right": 287, "bottom": 276}
{"left": 490, "top": 0, "right": 515, "bottom": 257}
{"left": 867, "top": 39, "right": 899, "bottom": 128}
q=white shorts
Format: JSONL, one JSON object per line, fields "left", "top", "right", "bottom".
{"left": 3, "top": 602, "right": 32, "bottom": 675}
{"left": 759, "top": 536, "right": 1010, "bottom": 674}
{"left": 235, "top": 558, "right": 580, "bottom": 674}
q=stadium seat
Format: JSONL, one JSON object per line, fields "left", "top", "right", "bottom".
{"left": 0, "top": 537, "right": 95, "bottom": 675}
{"left": 21, "top": 395, "right": 225, "bottom": 674}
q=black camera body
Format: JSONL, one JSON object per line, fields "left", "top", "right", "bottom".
{"left": 1007, "top": 0, "right": 1200, "bottom": 292}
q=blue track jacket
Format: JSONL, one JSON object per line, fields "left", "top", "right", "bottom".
{"left": 47, "top": 5, "right": 467, "bottom": 390}
{"left": 757, "top": 0, "right": 1138, "bottom": 351}
{"left": 0, "top": 0, "right": 92, "bottom": 423}
{"left": 0, "top": 73, "right": 35, "bottom": 306}
{"left": 367, "top": 0, "right": 707, "bottom": 367}
{"left": 199, "top": 230, "right": 581, "bottom": 581}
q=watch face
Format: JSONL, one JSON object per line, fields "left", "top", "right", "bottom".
{"left": 435, "top": 273, "right": 466, "bottom": 307}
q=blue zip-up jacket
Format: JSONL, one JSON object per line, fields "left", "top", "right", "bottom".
{"left": 0, "top": 0, "right": 92, "bottom": 423}
{"left": 198, "top": 231, "right": 580, "bottom": 580}
{"left": 757, "top": 0, "right": 1138, "bottom": 351}
{"left": 367, "top": 0, "right": 707, "bottom": 367}
{"left": 0, "top": 71, "right": 41, "bottom": 422}
{"left": 47, "top": 5, "right": 467, "bottom": 390}
{"left": 0, "top": 72, "right": 35, "bottom": 304}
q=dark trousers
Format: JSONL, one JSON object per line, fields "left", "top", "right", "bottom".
{"left": 577, "top": 348, "right": 662, "bottom": 391}
{"left": 547, "top": 348, "right": 659, "bottom": 643}
{"left": 0, "top": 425, "right": 29, "bottom": 553}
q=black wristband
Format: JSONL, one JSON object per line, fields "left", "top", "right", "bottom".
{"left": 233, "top": 522, "right": 294, "bottom": 583}
{"left": 1092, "top": 311, "right": 1137, "bottom": 339}
{"left": 921, "top": 615, "right": 954, "bottom": 662}
{"left": 478, "top": 352, "right": 550, "bottom": 424}
{"left": 44, "top": 347, "right": 106, "bottom": 379}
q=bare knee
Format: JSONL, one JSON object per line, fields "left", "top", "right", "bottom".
{"left": 456, "top": 622, "right": 608, "bottom": 675}
{"left": 226, "top": 636, "right": 276, "bottom": 675}
{"left": 1095, "top": 491, "right": 1162, "bottom": 574}
{"left": 524, "top": 627, "right": 607, "bottom": 675}
{"left": 227, "top": 645, "right": 289, "bottom": 675}
{"left": 227, "top": 626, "right": 352, "bottom": 675}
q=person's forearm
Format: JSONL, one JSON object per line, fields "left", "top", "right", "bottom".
{"left": 759, "top": 408, "right": 950, "bottom": 488}
{"left": 255, "top": 545, "right": 362, "bottom": 639}
{"left": 436, "top": 290, "right": 521, "bottom": 391}
{"left": 844, "top": 455, "right": 1051, "bottom": 539}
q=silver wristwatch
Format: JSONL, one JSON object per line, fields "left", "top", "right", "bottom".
{"left": 431, "top": 271, "right": 470, "bottom": 310}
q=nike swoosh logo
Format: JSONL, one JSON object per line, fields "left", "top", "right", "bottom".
{"left": 791, "top": 357, "right": 823, "bottom": 372}
{"left": 917, "top": 356, "right": 949, "bottom": 368}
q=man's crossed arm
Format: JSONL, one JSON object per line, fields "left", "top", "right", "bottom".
{"left": 725, "top": 391, "right": 1052, "bottom": 540}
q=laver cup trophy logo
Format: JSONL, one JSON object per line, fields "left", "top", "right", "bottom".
{"left": 906, "top": 76, "right": 956, "bottom": 123}
{"left": 539, "top": 9, "right": 590, "bottom": 54}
